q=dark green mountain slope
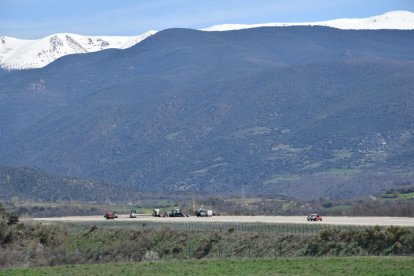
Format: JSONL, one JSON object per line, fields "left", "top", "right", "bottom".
{"left": 0, "top": 27, "right": 413, "bottom": 199}
{"left": 0, "top": 166, "right": 135, "bottom": 201}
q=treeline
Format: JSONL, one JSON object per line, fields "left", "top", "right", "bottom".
{"left": 0, "top": 166, "right": 138, "bottom": 202}
{"left": 13, "top": 205, "right": 102, "bottom": 218}
{"left": 385, "top": 186, "right": 414, "bottom": 196}
{"left": 199, "top": 196, "right": 414, "bottom": 217}
{"left": 334, "top": 199, "right": 414, "bottom": 217}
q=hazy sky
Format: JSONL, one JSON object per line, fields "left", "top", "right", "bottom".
{"left": 1, "top": 0, "right": 413, "bottom": 38}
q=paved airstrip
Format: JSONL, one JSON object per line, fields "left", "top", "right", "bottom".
{"left": 28, "top": 215, "right": 414, "bottom": 227}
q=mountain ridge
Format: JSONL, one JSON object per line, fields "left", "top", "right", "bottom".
{"left": 203, "top": 11, "right": 414, "bottom": 31}
{"left": 1, "top": 11, "right": 413, "bottom": 70}
{"left": 0, "top": 31, "right": 156, "bottom": 70}
{"left": 1, "top": 26, "right": 413, "bottom": 199}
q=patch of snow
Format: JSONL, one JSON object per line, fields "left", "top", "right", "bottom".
{"left": 202, "top": 11, "right": 414, "bottom": 31}
{"left": 0, "top": 31, "right": 157, "bottom": 70}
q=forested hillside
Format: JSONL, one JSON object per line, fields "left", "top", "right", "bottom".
{"left": 1, "top": 27, "right": 413, "bottom": 198}
{"left": 0, "top": 166, "right": 136, "bottom": 201}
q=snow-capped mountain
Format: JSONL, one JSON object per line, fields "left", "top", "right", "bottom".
{"left": 0, "top": 30, "right": 157, "bottom": 70}
{"left": 1, "top": 11, "right": 413, "bottom": 70}
{"left": 202, "top": 11, "right": 414, "bottom": 31}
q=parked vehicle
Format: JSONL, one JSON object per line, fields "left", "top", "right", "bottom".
{"left": 152, "top": 209, "right": 162, "bottom": 217}
{"left": 307, "top": 214, "right": 322, "bottom": 221}
{"left": 195, "top": 207, "right": 208, "bottom": 217}
{"left": 195, "top": 207, "right": 213, "bottom": 217}
{"left": 104, "top": 211, "right": 118, "bottom": 219}
{"left": 168, "top": 208, "right": 186, "bottom": 217}
{"left": 130, "top": 209, "right": 137, "bottom": 218}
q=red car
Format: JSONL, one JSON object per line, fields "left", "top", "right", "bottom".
{"left": 307, "top": 214, "right": 322, "bottom": 221}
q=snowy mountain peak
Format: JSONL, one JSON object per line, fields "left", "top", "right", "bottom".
{"left": 202, "top": 11, "right": 414, "bottom": 31}
{"left": 0, "top": 31, "right": 157, "bottom": 70}
{"left": 1, "top": 11, "right": 413, "bottom": 70}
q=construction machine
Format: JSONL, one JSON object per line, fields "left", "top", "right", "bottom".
{"left": 195, "top": 207, "right": 208, "bottom": 217}
{"left": 195, "top": 206, "right": 213, "bottom": 217}
{"left": 130, "top": 209, "right": 137, "bottom": 218}
{"left": 104, "top": 211, "right": 118, "bottom": 219}
{"left": 307, "top": 214, "right": 322, "bottom": 221}
{"left": 152, "top": 209, "right": 163, "bottom": 217}
{"left": 168, "top": 208, "right": 186, "bottom": 217}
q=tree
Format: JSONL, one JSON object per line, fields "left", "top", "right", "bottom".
{"left": 0, "top": 203, "right": 6, "bottom": 220}
{"left": 7, "top": 213, "right": 19, "bottom": 225}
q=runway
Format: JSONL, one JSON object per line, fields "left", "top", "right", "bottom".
{"left": 27, "top": 215, "right": 414, "bottom": 227}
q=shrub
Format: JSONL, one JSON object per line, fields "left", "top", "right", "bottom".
{"left": 305, "top": 226, "right": 414, "bottom": 256}
{"left": 7, "top": 213, "right": 18, "bottom": 225}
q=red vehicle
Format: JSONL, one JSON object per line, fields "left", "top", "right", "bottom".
{"left": 307, "top": 214, "right": 322, "bottom": 221}
{"left": 104, "top": 211, "right": 118, "bottom": 219}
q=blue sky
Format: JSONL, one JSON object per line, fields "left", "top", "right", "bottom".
{"left": 1, "top": 0, "right": 413, "bottom": 39}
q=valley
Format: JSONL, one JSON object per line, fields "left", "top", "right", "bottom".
{"left": 1, "top": 8, "right": 414, "bottom": 273}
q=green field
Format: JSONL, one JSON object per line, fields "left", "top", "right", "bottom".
{"left": 381, "top": 192, "right": 414, "bottom": 200}
{"left": 2, "top": 257, "right": 414, "bottom": 275}
{"left": 326, "top": 205, "right": 352, "bottom": 212}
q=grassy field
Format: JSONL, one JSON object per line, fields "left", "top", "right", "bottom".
{"left": 7, "top": 198, "right": 180, "bottom": 218}
{"left": 381, "top": 192, "right": 414, "bottom": 200}
{"left": 2, "top": 257, "right": 414, "bottom": 275}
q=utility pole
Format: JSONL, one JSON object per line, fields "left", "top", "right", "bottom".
{"left": 192, "top": 197, "right": 196, "bottom": 212}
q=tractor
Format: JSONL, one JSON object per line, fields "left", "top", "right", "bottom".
{"left": 307, "top": 214, "right": 322, "bottom": 221}
{"left": 195, "top": 207, "right": 208, "bottom": 217}
{"left": 152, "top": 209, "right": 163, "bottom": 217}
{"left": 168, "top": 208, "right": 185, "bottom": 217}
{"left": 130, "top": 209, "right": 137, "bottom": 218}
{"left": 104, "top": 211, "right": 118, "bottom": 219}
